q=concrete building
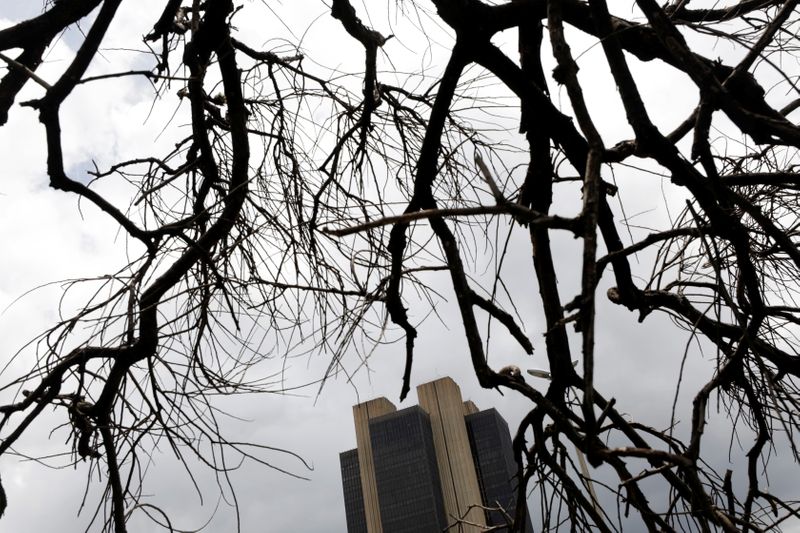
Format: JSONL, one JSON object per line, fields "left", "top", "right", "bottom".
{"left": 339, "top": 377, "right": 533, "bottom": 533}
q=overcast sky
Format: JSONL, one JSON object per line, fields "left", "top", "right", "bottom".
{"left": 1, "top": 1, "right": 799, "bottom": 532}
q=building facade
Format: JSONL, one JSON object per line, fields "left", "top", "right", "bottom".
{"left": 465, "top": 409, "right": 529, "bottom": 531}
{"left": 339, "top": 377, "right": 533, "bottom": 533}
{"left": 340, "top": 448, "right": 368, "bottom": 533}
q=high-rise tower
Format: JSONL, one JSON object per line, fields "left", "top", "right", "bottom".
{"left": 339, "top": 377, "right": 532, "bottom": 533}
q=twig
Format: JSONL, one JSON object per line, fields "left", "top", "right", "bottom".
{"left": 0, "top": 52, "right": 51, "bottom": 89}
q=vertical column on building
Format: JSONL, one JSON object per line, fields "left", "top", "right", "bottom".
{"left": 463, "top": 400, "right": 480, "bottom": 416}
{"left": 353, "top": 397, "right": 396, "bottom": 533}
{"left": 417, "top": 377, "right": 486, "bottom": 532}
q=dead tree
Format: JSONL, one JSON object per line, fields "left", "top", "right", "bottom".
{"left": 1, "top": 0, "right": 800, "bottom": 531}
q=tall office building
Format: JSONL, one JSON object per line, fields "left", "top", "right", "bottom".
{"left": 339, "top": 377, "right": 533, "bottom": 533}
